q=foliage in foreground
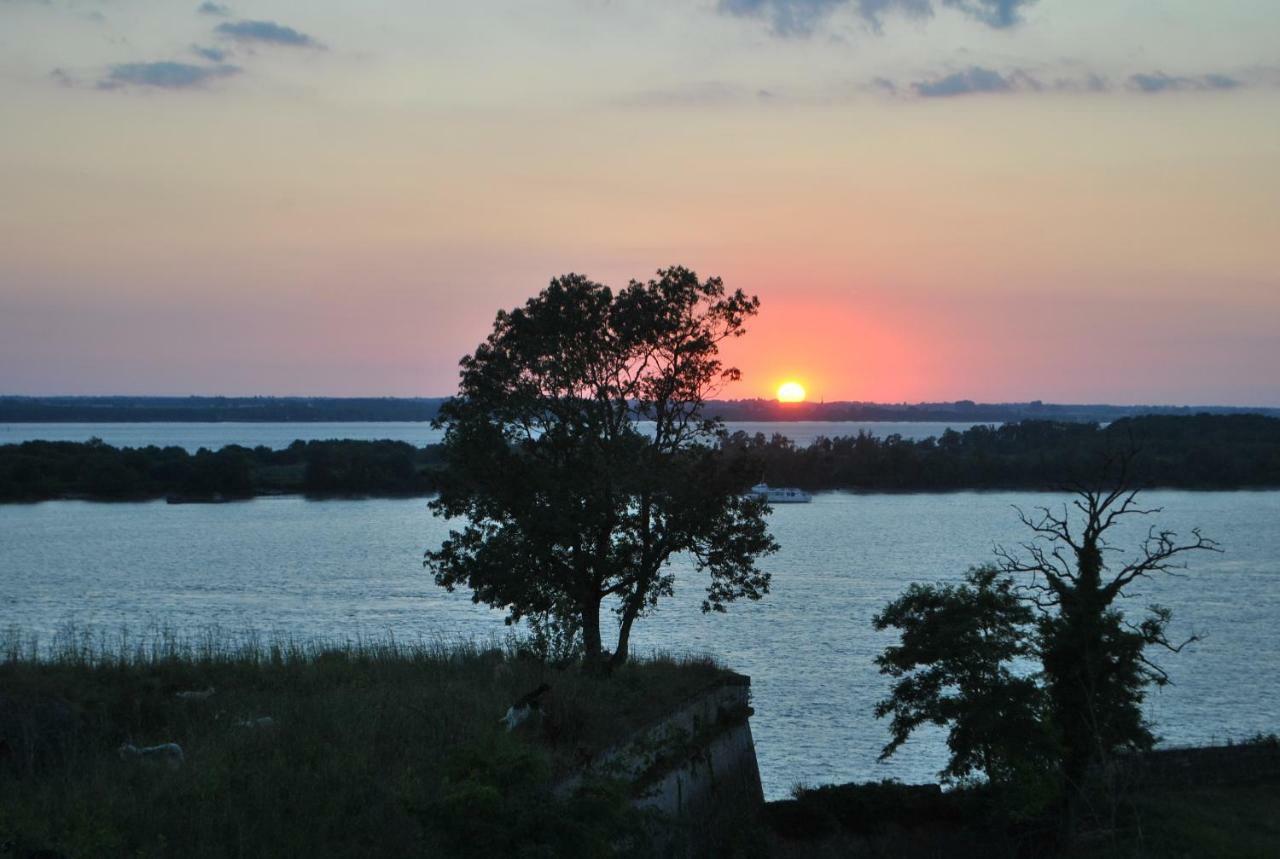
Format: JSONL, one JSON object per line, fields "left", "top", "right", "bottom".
{"left": 873, "top": 566, "right": 1055, "bottom": 792}
{"left": 427, "top": 267, "right": 778, "bottom": 669}
{"left": 873, "top": 463, "right": 1219, "bottom": 826}
{"left": 767, "top": 772, "right": 1280, "bottom": 859}
{"left": 0, "top": 630, "right": 727, "bottom": 858}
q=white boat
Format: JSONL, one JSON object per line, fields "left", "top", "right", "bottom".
{"left": 750, "top": 483, "right": 812, "bottom": 504}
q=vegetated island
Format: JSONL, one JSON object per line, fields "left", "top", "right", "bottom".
{"left": 3, "top": 395, "right": 1278, "bottom": 424}
{"left": 2, "top": 414, "right": 1278, "bottom": 503}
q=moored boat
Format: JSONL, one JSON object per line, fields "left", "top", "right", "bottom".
{"left": 750, "top": 483, "right": 812, "bottom": 504}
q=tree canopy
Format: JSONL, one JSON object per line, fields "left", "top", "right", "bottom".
{"left": 874, "top": 454, "right": 1219, "bottom": 827}
{"left": 425, "top": 267, "right": 778, "bottom": 668}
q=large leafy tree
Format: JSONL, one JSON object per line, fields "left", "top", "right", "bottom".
{"left": 426, "top": 267, "right": 778, "bottom": 669}
{"left": 874, "top": 565, "right": 1053, "bottom": 788}
{"left": 875, "top": 455, "right": 1218, "bottom": 821}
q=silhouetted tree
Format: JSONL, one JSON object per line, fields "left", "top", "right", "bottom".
{"left": 995, "top": 455, "right": 1219, "bottom": 819}
{"left": 425, "top": 267, "right": 778, "bottom": 670}
{"left": 874, "top": 565, "right": 1054, "bottom": 789}
{"left": 874, "top": 454, "right": 1219, "bottom": 826}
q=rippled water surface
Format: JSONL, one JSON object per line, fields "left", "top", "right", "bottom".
{"left": 2, "top": 491, "right": 1276, "bottom": 798}
{"left": 0, "top": 420, "right": 995, "bottom": 451}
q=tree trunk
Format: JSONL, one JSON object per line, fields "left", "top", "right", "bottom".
{"left": 581, "top": 593, "right": 604, "bottom": 672}
{"left": 611, "top": 601, "right": 641, "bottom": 669}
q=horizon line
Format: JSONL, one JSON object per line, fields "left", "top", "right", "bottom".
{"left": 3, "top": 394, "right": 1280, "bottom": 411}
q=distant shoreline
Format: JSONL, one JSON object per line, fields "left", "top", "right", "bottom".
{"left": 3, "top": 395, "right": 1277, "bottom": 425}
{"left": 5, "top": 414, "right": 1280, "bottom": 502}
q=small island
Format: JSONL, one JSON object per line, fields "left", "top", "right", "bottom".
{"left": 4, "top": 413, "right": 1279, "bottom": 503}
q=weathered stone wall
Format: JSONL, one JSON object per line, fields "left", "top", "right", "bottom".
{"left": 557, "top": 673, "right": 765, "bottom": 856}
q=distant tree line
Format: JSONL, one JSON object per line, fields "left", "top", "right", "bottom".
{"left": 2, "top": 414, "right": 1278, "bottom": 502}
{"left": 727, "top": 414, "right": 1280, "bottom": 491}
{"left": 707, "top": 399, "right": 1280, "bottom": 423}
{"left": 0, "top": 396, "right": 448, "bottom": 423}
{"left": 5, "top": 395, "right": 1275, "bottom": 424}
{"left": 0, "top": 439, "right": 443, "bottom": 502}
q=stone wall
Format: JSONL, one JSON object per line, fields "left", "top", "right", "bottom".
{"left": 557, "top": 673, "right": 765, "bottom": 856}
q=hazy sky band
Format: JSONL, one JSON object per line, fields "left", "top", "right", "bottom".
{"left": 1, "top": 1, "right": 1277, "bottom": 403}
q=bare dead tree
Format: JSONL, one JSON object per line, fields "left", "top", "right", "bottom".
{"left": 993, "top": 449, "right": 1220, "bottom": 830}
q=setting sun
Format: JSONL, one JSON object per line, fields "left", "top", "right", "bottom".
{"left": 777, "top": 381, "right": 806, "bottom": 403}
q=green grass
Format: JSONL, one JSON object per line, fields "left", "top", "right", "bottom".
{"left": 0, "top": 628, "right": 729, "bottom": 858}
{"left": 1066, "top": 784, "right": 1280, "bottom": 859}
{"left": 766, "top": 775, "right": 1280, "bottom": 858}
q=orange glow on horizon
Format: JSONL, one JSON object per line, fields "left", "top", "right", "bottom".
{"left": 777, "top": 381, "right": 807, "bottom": 402}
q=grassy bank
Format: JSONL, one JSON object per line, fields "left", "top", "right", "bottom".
{"left": 765, "top": 748, "right": 1280, "bottom": 859}
{"left": 0, "top": 630, "right": 729, "bottom": 858}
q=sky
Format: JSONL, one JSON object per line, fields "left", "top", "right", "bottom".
{"left": 1, "top": 1, "right": 1277, "bottom": 404}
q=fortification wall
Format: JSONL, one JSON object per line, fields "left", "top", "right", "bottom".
{"left": 557, "top": 673, "right": 765, "bottom": 856}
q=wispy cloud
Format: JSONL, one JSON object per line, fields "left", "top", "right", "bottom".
{"left": 191, "top": 44, "right": 228, "bottom": 62}
{"left": 716, "top": 0, "right": 1036, "bottom": 37}
{"left": 912, "top": 65, "right": 1013, "bottom": 97}
{"left": 878, "top": 66, "right": 1248, "bottom": 100}
{"left": 196, "top": 2, "right": 230, "bottom": 16}
{"left": 717, "top": 0, "right": 846, "bottom": 36}
{"left": 943, "top": 0, "right": 1031, "bottom": 29}
{"left": 214, "top": 19, "right": 320, "bottom": 48}
{"left": 97, "top": 61, "right": 240, "bottom": 91}
{"left": 870, "top": 76, "right": 898, "bottom": 95}
{"left": 1129, "top": 72, "right": 1241, "bottom": 94}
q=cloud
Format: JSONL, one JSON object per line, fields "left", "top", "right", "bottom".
{"left": 912, "top": 66, "right": 1013, "bottom": 97}
{"left": 716, "top": 0, "right": 846, "bottom": 36}
{"left": 1079, "top": 73, "right": 1109, "bottom": 93}
{"left": 716, "top": 0, "right": 1035, "bottom": 36}
{"left": 191, "top": 44, "right": 228, "bottom": 62}
{"left": 876, "top": 67, "right": 1246, "bottom": 100}
{"left": 1202, "top": 73, "right": 1242, "bottom": 90}
{"left": 1129, "top": 72, "right": 1242, "bottom": 94}
{"left": 97, "top": 61, "right": 240, "bottom": 90}
{"left": 869, "top": 76, "right": 898, "bottom": 94}
{"left": 197, "top": 2, "right": 230, "bottom": 16}
{"left": 214, "top": 19, "right": 319, "bottom": 48}
{"left": 860, "top": 0, "right": 936, "bottom": 32}
{"left": 941, "top": 0, "right": 1030, "bottom": 29}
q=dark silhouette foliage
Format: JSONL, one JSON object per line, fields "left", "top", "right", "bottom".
{"left": 0, "top": 439, "right": 442, "bottom": 501}
{"left": 425, "top": 267, "right": 778, "bottom": 669}
{"left": 725, "top": 413, "right": 1280, "bottom": 491}
{"left": 874, "top": 457, "right": 1219, "bottom": 828}
{"left": 874, "top": 566, "right": 1054, "bottom": 789}
{"left": 3, "top": 413, "right": 1278, "bottom": 502}
{"left": 0, "top": 395, "right": 447, "bottom": 423}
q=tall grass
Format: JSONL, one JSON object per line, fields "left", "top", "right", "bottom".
{"left": 0, "top": 626, "right": 727, "bottom": 857}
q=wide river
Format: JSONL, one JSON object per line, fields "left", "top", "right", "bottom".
{"left": 2, "top": 487, "right": 1275, "bottom": 798}
{"left": 0, "top": 420, "right": 996, "bottom": 451}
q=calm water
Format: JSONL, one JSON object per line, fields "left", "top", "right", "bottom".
{"left": 1, "top": 491, "right": 1275, "bottom": 798}
{"left": 0, "top": 420, "right": 995, "bottom": 451}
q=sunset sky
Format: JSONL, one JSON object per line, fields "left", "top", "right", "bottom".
{"left": 2, "top": 1, "right": 1277, "bottom": 404}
